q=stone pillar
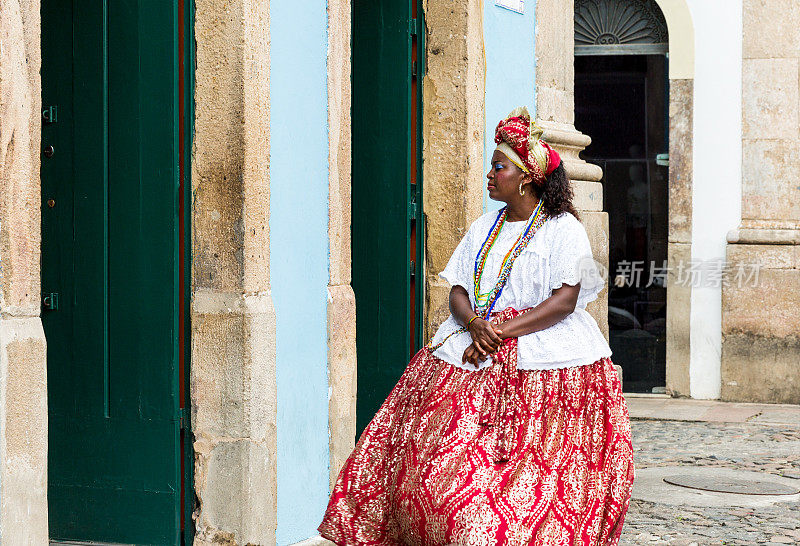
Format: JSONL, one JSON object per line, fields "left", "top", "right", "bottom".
{"left": 0, "top": 0, "right": 49, "bottom": 542}
{"left": 722, "top": 0, "right": 800, "bottom": 403}
{"left": 191, "top": 0, "right": 277, "bottom": 544}
{"left": 422, "top": 0, "right": 487, "bottom": 339}
{"left": 534, "top": 0, "right": 608, "bottom": 336}
{"left": 665, "top": 78, "right": 693, "bottom": 398}
{"left": 326, "top": 0, "right": 357, "bottom": 491}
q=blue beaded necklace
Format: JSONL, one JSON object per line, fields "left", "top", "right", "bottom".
{"left": 428, "top": 202, "right": 547, "bottom": 352}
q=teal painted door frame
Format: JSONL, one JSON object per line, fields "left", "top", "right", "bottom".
{"left": 41, "top": 0, "right": 187, "bottom": 542}
{"left": 352, "top": 0, "right": 425, "bottom": 436}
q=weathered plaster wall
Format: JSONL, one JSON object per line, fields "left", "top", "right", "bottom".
{"left": 191, "top": 0, "right": 276, "bottom": 543}
{"left": 325, "top": 0, "right": 357, "bottom": 497}
{"left": 685, "top": 0, "right": 742, "bottom": 400}
{"left": 271, "top": 0, "right": 331, "bottom": 542}
{"left": 422, "top": 0, "right": 487, "bottom": 339}
{"left": 0, "top": 0, "right": 48, "bottom": 542}
{"left": 722, "top": 0, "right": 800, "bottom": 403}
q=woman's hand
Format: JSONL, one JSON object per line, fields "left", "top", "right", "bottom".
{"left": 461, "top": 343, "right": 485, "bottom": 368}
{"left": 467, "top": 318, "right": 503, "bottom": 357}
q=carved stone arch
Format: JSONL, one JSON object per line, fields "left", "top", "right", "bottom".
{"left": 575, "top": 0, "right": 668, "bottom": 55}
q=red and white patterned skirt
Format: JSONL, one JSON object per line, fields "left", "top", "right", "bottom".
{"left": 318, "top": 310, "right": 634, "bottom": 546}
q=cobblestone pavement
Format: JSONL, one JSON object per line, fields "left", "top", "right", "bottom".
{"left": 621, "top": 419, "right": 800, "bottom": 545}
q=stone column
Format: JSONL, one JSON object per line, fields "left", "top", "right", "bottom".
{"left": 722, "top": 0, "right": 800, "bottom": 404}
{"left": 0, "top": 0, "right": 49, "bottom": 542}
{"left": 326, "top": 0, "right": 357, "bottom": 491}
{"left": 422, "top": 0, "right": 487, "bottom": 339}
{"left": 191, "top": 0, "right": 277, "bottom": 543}
{"left": 534, "top": 0, "right": 608, "bottom": 336}
{"left": 665, "top": 79, "right": 693, "bottom": 397}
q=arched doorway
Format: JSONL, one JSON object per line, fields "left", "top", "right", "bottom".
{"left": 574, "top": 0, "right": 670, "bottom": 393}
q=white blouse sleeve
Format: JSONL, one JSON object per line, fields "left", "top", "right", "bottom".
{"left": 549, "top": 214, "right": 605, "bottom": 309}
{"left": 439, "top": 227, "right": 475, "bottom": 292}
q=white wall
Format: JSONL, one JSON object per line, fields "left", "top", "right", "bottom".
{"left": 685, "top": 0, "right": 743, "bottom": 399}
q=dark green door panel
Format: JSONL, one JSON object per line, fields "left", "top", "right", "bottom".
{"left": 352, "top": 0, "right": 424, "bottom": 435}
{"left": 41, "top": 1, "right": 181, "bottom": 543}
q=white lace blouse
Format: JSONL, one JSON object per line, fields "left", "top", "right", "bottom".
{"left": 430, "top": 209, "right": 612, "bottom": 371}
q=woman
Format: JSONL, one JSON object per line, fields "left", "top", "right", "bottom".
{"left": 318, "top": 106, "right": 634, "bottom": 545}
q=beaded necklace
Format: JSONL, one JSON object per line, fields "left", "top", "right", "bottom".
{"left": 428, "top": 201, "right": 547, "bottom": 352}
{"left": 473, "top": 201, "right": 546, "bottom": 317}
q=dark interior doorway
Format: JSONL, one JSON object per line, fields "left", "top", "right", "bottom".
{"left": 575, "top": 54, "right": 669, "bottom": 393}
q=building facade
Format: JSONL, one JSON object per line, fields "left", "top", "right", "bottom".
{"left": 0, "top": 0, "right": 796, "bottom": 544}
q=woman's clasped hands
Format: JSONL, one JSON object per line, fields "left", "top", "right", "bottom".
{"left": 462, "top": 317, "right": 504, "bottom": 368}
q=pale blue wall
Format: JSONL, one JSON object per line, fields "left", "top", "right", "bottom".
{"left": 270, "top": 0, "right": 330, "bottom": 543}
{"left": 483, "top": 1, "right": 538, "bottom": 213}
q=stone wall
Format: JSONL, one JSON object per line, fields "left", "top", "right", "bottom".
{"left": 326, "top": 0, "right": 357, "bottom": 492}
{"left": 191, "top": 0, "right": 277, "bottom": 543}
{"left": 0, "top": 0, "right": 49, "bottom": 542}
{"left": 721, "top": 0, "right": 800, "bottom": 404}
{"left": 665, "top": 78, "right": 693, "bottom": 398}
{"left": 422, "top": 0, "right": 487, "bottom": 339}
{"left": 722, "top": 240, "right": 800, "bottom": 403}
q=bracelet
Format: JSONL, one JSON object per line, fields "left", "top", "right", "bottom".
{"left": 467, "top": 315, "right": 480, "bottom": 326}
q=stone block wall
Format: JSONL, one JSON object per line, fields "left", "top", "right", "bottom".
{"left": 665, "top": 78, "right": 693, "bottom": 398}
{"left": 0, "top": 0, "right": 49, "bottom": 542}
{"left": 422, "top": 0, "right": 487, "bottom": 340}
{"left": 722, "top": 242, "right": 800, "bottom": 403}
{"left": 191, "top": 0, "right": 277, "bottom": 542}
{"left": 722, "top": 0, "right": 800, "bottom": 404}
{"left": 326, "top": 0, "right": 357, "bottom": 494}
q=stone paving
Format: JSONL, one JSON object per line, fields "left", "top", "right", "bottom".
{"left": 621, "top": 418, "right": 800, "bottom": 545}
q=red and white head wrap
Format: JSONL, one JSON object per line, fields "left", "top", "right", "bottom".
{"left": 493, "top": 106, "right": 561, "bottom": 186}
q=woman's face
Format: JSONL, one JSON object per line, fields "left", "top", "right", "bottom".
{"left": 486, "top": 150, "right": 530, "bottom": 202}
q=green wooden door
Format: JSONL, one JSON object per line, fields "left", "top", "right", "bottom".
{"left": 352, "top": 0, "right": 424, "bottom": 435}
{"left": 41, "top": 1, "right": 181, "bottom": 543}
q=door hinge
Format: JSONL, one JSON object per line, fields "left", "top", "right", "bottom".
{"left": 178, "top": 407, "right": 187, "bottom": 430}
{"left": 412, "top": 61, "right": 418, "bottom": 77}
{"left": 42, "top": 292, "right": 59, "bottom": 310}
{"left": 409, "top": 18, "right": 418, "bottom": 37}
{"left": 42, "top": 105, "right": 58, "bottom": 124}
{"left": 410, "top": 260, "right": 416, "bottom": 279}
{"left": 409, "top": 189, "right": 418, "bottom": 220}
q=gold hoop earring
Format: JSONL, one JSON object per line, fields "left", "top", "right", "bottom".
{"left": 518, "top": 182, "right": 526, "bottom": 196}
